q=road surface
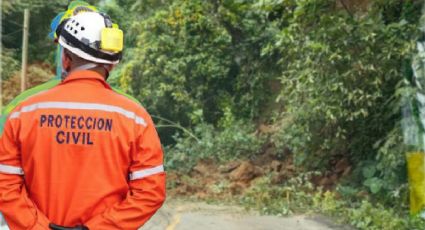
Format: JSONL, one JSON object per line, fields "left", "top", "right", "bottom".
{"left": 141, "top": 200, "right": 352, "bottom": 230}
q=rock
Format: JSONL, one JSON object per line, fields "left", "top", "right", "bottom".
{"left": 219, "top": 161, "right": 241, "bottom": 174}
{"left": 259, "top": 124, "right": 274, "bottom": 134}
{"left": 335, "top": 158, "right": 350, "bottom": 174}
{"left": 356, "top": 190, "right": 369, "bottom": 198}
{"left": 271, "top": 172, "right": 287, "bottom": 185}
{"left": 341, "top": 166, "right": 352, "bottom": 177}
{"left": 195, "top": 192, "right": 208, "bottom": 199}
{"left": 229, "top": 182, "right": 246, "bottom": 195}
{"left": 318, "top": 177, "right": 328, "bottom": 186}
{"left": 270, "top": 160, "right": 283, "bottom": 172}
{"left": 315, "top": 173, "right": 339, "bottom": 190}
{"left": 329, "top": 174, "right": 338, "bottom": 184}
{"left": 193, "top": 160, "right": 214, "bottom": 175}
{"left": 175, "top": 184, "right": 188, "bottom": 195}
{"left": 229, "top": 161, "right": 258, "bottom": 182}
{"left": 264, "top": 145, "right": 276, "bottom": 157}
{"left": 283, "top": 162, "right": 295, "bottom": 172}
{"left": 193, "top": 164, "right": 209, "bottom": 176}
{"left": 318, "top": 177, "right": 333, "bottom": 186}
{"left": 254, "top": 166, "right": 264, "bottom": 177}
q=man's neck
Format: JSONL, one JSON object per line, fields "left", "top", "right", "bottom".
{"left": 70, "top": 64, "right": 107, "bottom": 78}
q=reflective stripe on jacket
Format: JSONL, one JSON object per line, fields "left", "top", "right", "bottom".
{"left": 0, "top": 78, "right": 140, "bottom": 134}
{"left": 0, "top": 70, "right": 166, "bottom": 229}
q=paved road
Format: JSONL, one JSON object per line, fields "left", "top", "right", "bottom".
{"left": 141, "top": 200, "right": 351, "bottom": 230}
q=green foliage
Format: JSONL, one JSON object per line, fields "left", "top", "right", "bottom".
{"left": 240, "top": 177, "right": 425, "bottom": 230}
{"left": 240, "top": 172, "right": 318, "bottom": 216}
{"left": 122, "top": 0, "right": 423, "bottom": 219}
{"left": 2, "top": 1, "right": 76, "bottom": 62}
{"left": 126, "top": 0, "right": 232, "bottom": 122}
{"left": 166, "top": 120, "right": 265, "bottom": 172}
{"left": 121, "top": 0, "right": 278, "bottom": 144}
{"left": 272, "top": 0, "right": 419, "bottom": 166}
{"left": 354, "top": 201, "right": 423, "bottom": 229}
{"left": 374, "top": 126, "right": 408, "bottom": 191}
{"left": 3, "top": 0, "right": 425, "bottom": 225}
{"left": 258, "top": 0, "right": 422, "bottom": 205}
{"left": 314, "top": 191, "right": 424, "bottom": 230}
{"left": 1, "top": 49, "right": 20, "bottom": 80}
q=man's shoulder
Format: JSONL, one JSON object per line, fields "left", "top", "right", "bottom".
{"left": 3, "top": 79, "right": 60, "bottom": 114}
{"left": 110, "top": 87, "right": 140, "bottom": 104}
{"left": 0, "top": 79, "right": 60, "bottom": 134}
{"left": 107, "top": 89, "right": 153, "bottom": 125}
{"left": 109, "top": 88, "right": 146, "bottom": 111}
{"left": 16, "top": 82, "right": 62, "bottom": 107}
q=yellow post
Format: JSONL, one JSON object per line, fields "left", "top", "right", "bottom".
{"left": 407, "top": 152, "right": 425, "bottom": 216}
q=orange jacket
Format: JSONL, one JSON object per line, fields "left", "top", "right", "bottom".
{"left": 0, "top": 70, "right": 166, "bottom": 229}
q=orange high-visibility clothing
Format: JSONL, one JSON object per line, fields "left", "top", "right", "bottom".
{"left": 0, "top": 70, "right": 166, "bottom": 229}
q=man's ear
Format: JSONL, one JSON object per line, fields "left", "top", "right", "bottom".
{"left": 62, "top": 49, "right": 72, "bottom": 71}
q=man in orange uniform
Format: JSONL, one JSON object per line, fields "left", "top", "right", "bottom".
{"left": 0, "top": 11, "right": 166, "bottom": 230}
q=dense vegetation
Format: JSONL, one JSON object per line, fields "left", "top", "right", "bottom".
{"left": 2, "top": 0, "right": 425, "bottom": 229}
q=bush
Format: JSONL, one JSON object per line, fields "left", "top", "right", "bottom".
{"left": 346, "top": 201, "right": 412, "bottom": 230}
{"left": 165, "top": 120, "right": 265, "bottom": 172}
{"left": 263, "top": 0, "right": 422, "bottom": 202}
{"left": 240, "top": 177, "right": 425, "bottom": 230}
{"left": 1, "top": 49, "right": 20, "bottom": 81}
{"left": 120, "top": 0, "right": 279, "bottom": 144}
{"left": 240, "top": 172, "right": 319, "bottom": 216}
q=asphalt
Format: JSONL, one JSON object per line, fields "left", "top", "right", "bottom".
{"left": 141, "top": 200, "right": 352, "bottom": 230}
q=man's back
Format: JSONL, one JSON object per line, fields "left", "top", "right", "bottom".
{"left": 0, "top": 70, "right": 165, "bottom": 229}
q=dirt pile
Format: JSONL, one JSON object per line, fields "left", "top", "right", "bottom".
{"left": 167, "top": 153, "right": 353, "bottom": 199}
{"left": 167, "top": 154, "right": 299, "bottom": 198}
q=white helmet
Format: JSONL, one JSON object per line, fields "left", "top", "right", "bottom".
{"left": 56, "top": 12, "right": 123, "bottom": 64}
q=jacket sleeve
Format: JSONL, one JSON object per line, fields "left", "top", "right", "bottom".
{"left": 0, "top": 115, "right": 51, "bottom": 230}
{"left": 85, "top": 112, "right": 166, "bottom": 230}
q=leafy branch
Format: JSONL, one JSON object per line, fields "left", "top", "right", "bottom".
{"left": 152, "top": 115, "right": 200, "bottom": 142}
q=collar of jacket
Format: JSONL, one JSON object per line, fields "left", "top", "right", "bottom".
{"left": 61, "top": 70, "right": 112, "bottom": 89}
